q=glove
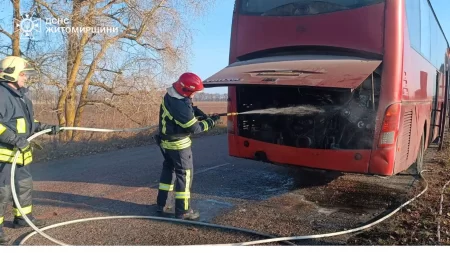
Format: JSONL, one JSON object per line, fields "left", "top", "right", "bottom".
{"left": 205, "top": 118, "right": 216, "bottom": 129}
{"left": 47, "top": 125, "right": 63, "bottom": 135}
{"left": 14, "top": 137, "right": 31, "bottom": 153}
{"left": 210, "top": 114, "right": 220, "bottom": 122}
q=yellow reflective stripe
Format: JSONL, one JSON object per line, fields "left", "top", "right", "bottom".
{"left": 161, "top": 100, "right": 196, "bottom": 130}
{"left": 161, "top": 141, "right": 191, "bottom": 150}
{"left": 185, "top": 170, "right": 191, "bottom": 210}
{"left": 186, "top": 170, "right": 191, "bottom": 192}
{"left": 0, "top": 154, "right": 14, "bottom": 163}
{"left": 34, "top": 119, "right": 39, "bottom": 123}
{"left": 0, "top": 216, "right": 3, "bottom": 225}
{"left": 0, "top": 124, "right": 6, "bottom": 135}
{"left": 17, "top": 118, "right": 26, "bottom": 133}
{"left": 160, "top": 137, "right": 192, "bottom": 150}
{"left": 159, "top": 183, "right": 174, "bottom": 191}
{"left": 201, "top": 121, "right": 208, "bottom": 131}
{"left": 161, "top": 102, "right": 173, "bottom": 134}
{"left": 161, "top": 102, "right": 167, "bottom": 134}
{"left": 175, "top": 192, "right": 190, "bottom": 199}
{"left": 172, "top": 138, "right": 191, "bottom": 145}
{"left": 0, "top": 148, "right": 32, "bottom": 165}
{"left": 0, "top": 148, "right": 32, "bottom": 157}
{"left": 0, "top": 155, "right": 31, "bottom": 165}
{"left": 24, "top": 154, "right": 33, "bottom": 165}
{"left": 13, "top": 205, "right": 32, "bottom": 217}
{"left": 0, "top": 149, "right": 15, "bottom": 156}
{"left": 162, "top": 118, "right": 167, "bottom": 134}
{"left": 161, "top": 102, "right": 173, "bottom": 120}
{"left": 175, "top": 117, "right": 197, "bottom": 128}
{"left": 23, "top": 151, "right": 32, "bottom": 159}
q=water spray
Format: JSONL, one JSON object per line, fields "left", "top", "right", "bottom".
{"left": 215, "top": 105, "right": 325, "bottom": 117}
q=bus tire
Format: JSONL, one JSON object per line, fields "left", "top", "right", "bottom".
{"left": 410, "top": 133, "right": 425, "bottom": 176}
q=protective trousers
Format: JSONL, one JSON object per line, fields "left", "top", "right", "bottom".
{"left": 0, "top": 162, "right": 33, "bottom": 226}
{"left": 156, "top": 147, "right": 193, "bottom": 216}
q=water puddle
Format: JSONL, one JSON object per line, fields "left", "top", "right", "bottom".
{"left": 192, "top": 199, "right": 235, "bottom": 222}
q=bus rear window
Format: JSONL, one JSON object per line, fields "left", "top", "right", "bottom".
{"left": 240, "top": 0, "right": 385, "bottom": 16}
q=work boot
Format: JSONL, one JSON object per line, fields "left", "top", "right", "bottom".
{"left": 156, "top": 205, "right": 165, "bottom": 213}
{"left": 175, "top": 209, "right": 200, "bottom": 221}
{"left": 13, "top": 216, "right": 46, "bottom": 228}
{"left": 0, "top": 226, "right": 9, "bottom": 245}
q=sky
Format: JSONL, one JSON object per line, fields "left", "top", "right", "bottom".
{"left": 188, "top": 0, "right": 450, "bottom": 94}
{"left": 187, "top": 0, "right": 235, "bottom": 94}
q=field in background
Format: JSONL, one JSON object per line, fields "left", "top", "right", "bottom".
{"left": 32, "top": 101, "right": 228, "bottom": 162}
{"left": 193, "top": 101, "right": 227, "bottom": 115}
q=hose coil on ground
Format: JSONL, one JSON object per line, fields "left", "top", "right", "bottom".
{"left": 10, "top": 127, "right": 428, "bottom": 246}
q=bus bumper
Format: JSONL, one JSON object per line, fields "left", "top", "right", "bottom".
{"left": 228, "top": 134, "right": 373, "bottom": 174}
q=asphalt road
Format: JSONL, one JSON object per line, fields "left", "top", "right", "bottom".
{"left": 1, "top": 134, "right": 419, "bottom": 246}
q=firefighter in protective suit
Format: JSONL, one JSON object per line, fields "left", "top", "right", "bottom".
{"left": 155, "top": 72, "right": 220, "bottom": 220}
{"left": 0, "top": 56, "right": 63, "bottom": 244}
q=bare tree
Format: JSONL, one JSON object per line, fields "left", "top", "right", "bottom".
{"left": 0, "top": 0, "right": 24, "bottom": 56}
{"left": 0, "top": 0, "right": 217, "bottom": 141}
{"left": 26, "top": 0, "right": 216, "bottom": 141}
{"left": 195, "top": 92, "right": 227, "bottom": 101}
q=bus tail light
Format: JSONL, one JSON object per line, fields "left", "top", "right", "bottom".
{"left": 378, "top": 103, "right": 401, "bottom": 148}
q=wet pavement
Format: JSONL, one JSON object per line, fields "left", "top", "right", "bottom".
{"left": 1, "top": 134, "right": 419, "bottom": 246}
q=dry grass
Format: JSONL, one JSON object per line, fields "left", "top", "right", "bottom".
{"left": 32, "top": 101, "right": 227, "bottom": 162}
{"left": 347, "top": 132, "right": 450, "bottom": 245}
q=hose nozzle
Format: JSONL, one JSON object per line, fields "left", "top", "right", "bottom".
{"left": 217, "top": 112, "right": 238, "bottom": 117}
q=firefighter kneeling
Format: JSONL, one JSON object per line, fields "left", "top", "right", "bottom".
{"left": 0, "top": 56, "right": 63, "bottom": 244}
{"left": 155, "top": 72, "right": 220, "bottom": 220}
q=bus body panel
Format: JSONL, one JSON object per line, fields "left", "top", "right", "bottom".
{"left": 367, "top": 0, "right": 404, "bottom": 175}
{"left": 389, "top": 0, "right": 448, "bottom": 174}
{"left": 231, "top": 3, "right": 385, "bottom": 60}
{"left": 204, "top": 55, "right": 382, "bottom": 89}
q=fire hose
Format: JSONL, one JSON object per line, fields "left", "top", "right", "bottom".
{"left": 10, "top": 126, "right": 429, "bottom": 246}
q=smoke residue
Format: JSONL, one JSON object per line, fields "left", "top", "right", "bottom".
{"left": 240, "top": 105, "right": 324, "bottom": 116}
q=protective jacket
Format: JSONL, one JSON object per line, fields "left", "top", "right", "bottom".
{"left": 0, "top": 81, "right": 50, "bottom": 165}
{"left": 157, "top": 87, "right": 215, "bottom": 150}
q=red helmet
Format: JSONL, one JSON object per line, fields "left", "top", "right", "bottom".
{"left": 173, "top": 72, "right": 204, "bottom": 97}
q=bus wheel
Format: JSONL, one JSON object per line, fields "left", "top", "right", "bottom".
{"left": 409, "top": 133, "right": 425, "bottom": 176}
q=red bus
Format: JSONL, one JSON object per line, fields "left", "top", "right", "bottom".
{"left": 204, "top": 0, "right": 449, "bottom": 176}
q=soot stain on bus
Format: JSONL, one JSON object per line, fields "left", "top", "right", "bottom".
{"left": 235, "top": 69, "right": 382, "bottom": 150}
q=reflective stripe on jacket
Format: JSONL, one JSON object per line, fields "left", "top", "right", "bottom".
{"left": 158, "top": 89, "right": 215, "bottom": 150}
{"left": 0, "top": 82, "right": 44, "bottom": 165}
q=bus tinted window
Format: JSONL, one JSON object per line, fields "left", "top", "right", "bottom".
{"left": 240, "top": 0, "right": 385, "bottom": 16}
{"left": 420, "top": 0, "right": 431, "bottom": 60}
{"left": 406, "top": 0, "right": 421, "bottom": 51}
{"left": 406, "top": 0, "right": 448, "bottom": 70}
